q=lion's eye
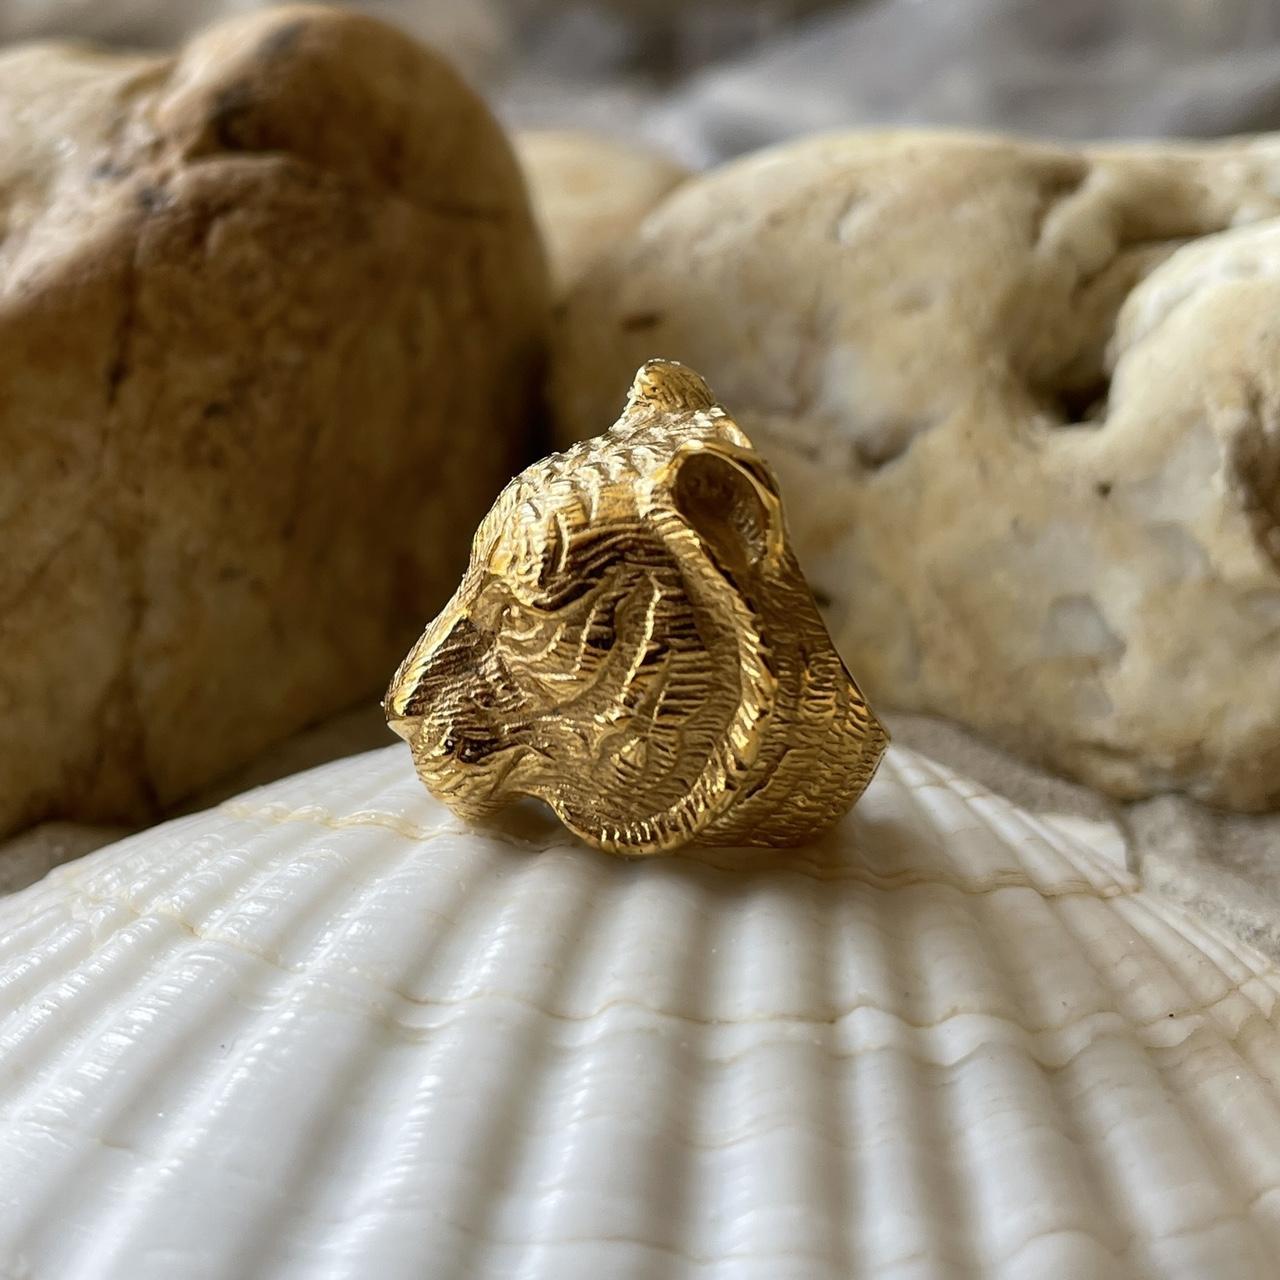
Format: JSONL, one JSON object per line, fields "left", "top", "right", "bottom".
{"left": 456, "top": 739, "right": 485, "bottom": 764}
{"left": 441, "top": 736, "right": 458, "bottom": 755}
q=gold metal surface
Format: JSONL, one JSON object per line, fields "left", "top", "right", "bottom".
{"left": 385, "top": 360, "right": 887, "bottom": 855}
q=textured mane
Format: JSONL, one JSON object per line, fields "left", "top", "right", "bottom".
{"left": 387, "top": 360, "right": 885, "bottom": 854}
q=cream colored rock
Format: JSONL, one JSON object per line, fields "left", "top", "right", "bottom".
{"left": 0, "top": 6, "right": 549, "bottom": 839}
{"left": 515, "top": 130, "right": 687, "bottom": 292}
{"left": 554, "top": 130, "right": 1280, "bottom": 810}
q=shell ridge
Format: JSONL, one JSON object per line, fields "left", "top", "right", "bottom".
{"left": 4, "top": 738, "right": 1280, "bottom": 1276}
{"left": 415, "top": 850, "right": 616, "bottom": 1279}
{"left": 190, "top": 877, "right": 511, "bottom": 1279}
{"left": 1154, "top": 1028, "right": 1280, "bottom": 1206}
{"left": 1071, "top": 886, "right": 1280, "bottom": 1060}
{"left": 809, "top": 865, "right": 859, "bottom": 1279}
{"left": 860, "top": 765, "right": 1127, "bottom": 899}
{"left": 1021, "top": 898, "right": 1280, "bottom": 1250}
{"left": 18, "top": 819, "right": 517, "bottom": 1277}
{"left": 21, "top": 834, "right": 491, "bottom": 1002}
{"left": 4, "top": 1016, "right": 1271, "bottom": 1157}
{"left": 12, "top": 876, "right": 1269, "bottom": 1056}
{"left": 0, "top": 929, "right": 274, "bottom": 1267}
{"left": 852, "top": 837, "right": 986, "bottom": 1278}
{"left": 1106, "top": 894, "right": 1280, "bottom": 1033}
{"left": 1045, "top": 1038, "right": 1246, "bottom": 1270}
{"left": 1115, "top": 887, "right": 1280, "bottom": 994}
{"left": 1043, "top": 890, "right": 1273, "bottom": 1072}
{"left": 0, "top": 815, "right": 445, "bottom": 1070}
{"left": 507, "top": 865, "right": 716, "bottom": 1265}
{"left": 0, "top": 909, "right": 174, "bottom": 1094}
{"left": 900, "top": 751, "right": 1135, "bottom": 896}
{"left": 222, "top": 791, "right": 1144, "bottom": 900}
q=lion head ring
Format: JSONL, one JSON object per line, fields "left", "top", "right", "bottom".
{"left": 384, "top": 360, "right": 887, "bottom": 855}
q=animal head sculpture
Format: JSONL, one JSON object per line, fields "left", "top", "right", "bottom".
{"left": 385, "top": 360, "right": 886, "bottom": 854}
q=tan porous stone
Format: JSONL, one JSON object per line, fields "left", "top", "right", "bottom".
{"left": 554, "top": 130, "right": 1280, "bottom": 809}
{"left": 0, "top": 6, "right": 549, "bottom": 837}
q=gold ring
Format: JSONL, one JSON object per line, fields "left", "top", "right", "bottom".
{"left": 385, "top": 360, "right": 887, "bottom": 855}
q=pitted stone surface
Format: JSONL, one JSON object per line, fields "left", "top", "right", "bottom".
{"left": 554, "top": 131, "right": 1280, "bottom": 809}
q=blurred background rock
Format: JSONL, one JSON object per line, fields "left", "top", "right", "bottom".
{"left": 8, "top": 0, "right": 1280, "bottom": 165}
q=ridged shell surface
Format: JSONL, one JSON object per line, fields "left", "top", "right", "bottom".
{"left": 1, "top": 744, "right": 1279, "bottom": 1280}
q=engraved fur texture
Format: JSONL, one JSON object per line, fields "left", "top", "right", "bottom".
{"left": 386, "top": 361, "right": 886, "bottom": 854}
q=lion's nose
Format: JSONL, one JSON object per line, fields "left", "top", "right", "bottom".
{"left": 385, "top": 708, "right": 416, "bottom": 742}
{"left": 384, "top": 605, "right": 473, "bottom": 741}
{"left": 383, "top": 678, "right": 420, "bottom": 740}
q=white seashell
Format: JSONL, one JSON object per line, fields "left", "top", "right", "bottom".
{"left": 1, "top": 743, "right": 1279, "bottom": 1280}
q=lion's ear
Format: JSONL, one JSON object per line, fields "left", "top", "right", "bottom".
{"left": 625, "top": 359, "right": 716, "bottom": 415}
{"left": 669, "top": 440, "right": 784, "bottom": 578}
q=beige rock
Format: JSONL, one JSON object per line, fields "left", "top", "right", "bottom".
{"left": 0, "top": 6, "right": 549, "bottom": 838}
{"left": 553, "top": 130, "right": 1280, "bottom": 810}
{"left": 0, "top": 1, "right": 511, "bottom": 84}
{"left": 515, "top": 130, "right": 687, "bottom": 292}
